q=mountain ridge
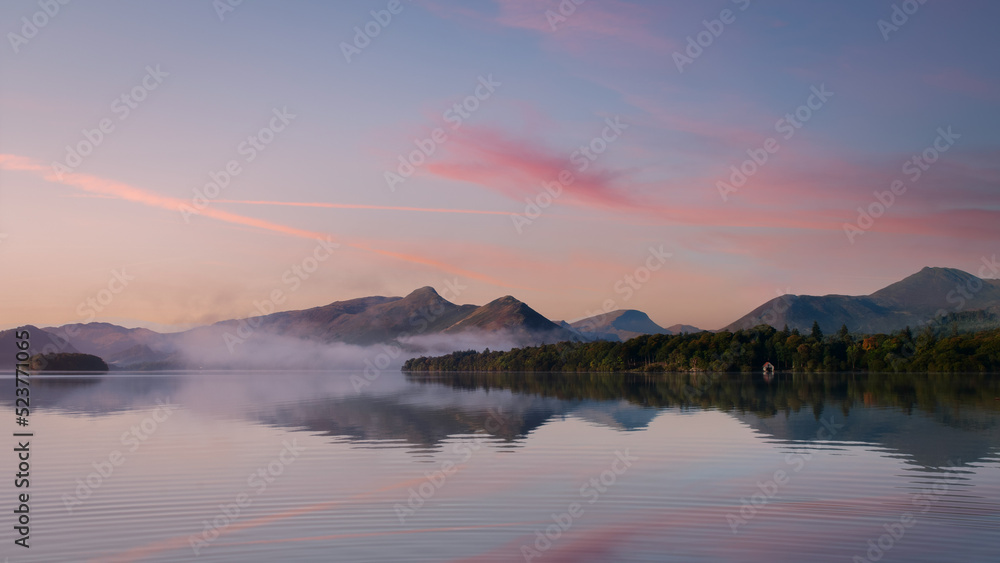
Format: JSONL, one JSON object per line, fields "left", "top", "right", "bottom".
{"left": 11, "top": 266, "right": 995, "bottom": 369}
{"left": 568, "top": 309, "right": 673, "bottom": 342}
{"left": 724, "top": 267, "right": 1000, "bottom": 333}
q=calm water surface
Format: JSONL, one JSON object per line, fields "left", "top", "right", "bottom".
{"left": 1, "top": 371, "right": 998, "bottom": 562}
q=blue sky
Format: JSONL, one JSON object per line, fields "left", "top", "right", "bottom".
{"left": 1, "top": 0, "right": 998, "bottom": 331}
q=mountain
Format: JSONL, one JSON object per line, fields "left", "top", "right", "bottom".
{"left": 569, "top": 309, "right": 672, "bottom": 341}
{"left": 43, "top": 323, "right": 170, "bottom": 361}
{"left": 44, "top": 287, "right": 577, "bottom": 368}
{"left": 725, "top": 267, "right": 1000, "bottom": 334}
{"left": 444, "top": 295, "right": 576, "bottom": 345}
{"left": 194, "top": 288, "right": 573, "bottom": 350}
{"left": 205, "top": 287, "right": 479, "bottom": 346}
{"left": 1, "top": 325, "right": 79, "bottom": 371}
{"left": 29, "top": 267, "right": 997, "bottom": 369}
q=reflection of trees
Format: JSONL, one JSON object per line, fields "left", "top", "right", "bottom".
{"left": 405, "top": 371, "right": 1000, "bottom": 420}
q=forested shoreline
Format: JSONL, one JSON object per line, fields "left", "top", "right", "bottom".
{"left": 403, "top": 324, "right": 1000, "bottom": 374}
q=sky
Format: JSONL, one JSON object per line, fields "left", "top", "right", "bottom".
{"left": 1, "top": 0, "right": 998, "bottom": 332}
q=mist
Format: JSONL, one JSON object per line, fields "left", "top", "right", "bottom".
{"left": 150, "top": 326, "right": 551, "bottom": 372}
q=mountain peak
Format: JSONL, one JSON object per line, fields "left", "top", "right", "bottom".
{"left": 406, "top": 286, "right": 442, "bottom": 299}
{"left": 869, "top": 267, "right": 988, "bottom": 307}
{"left": 446, "top": 295, "right": 567, "bottom": 337}
{"left": 724, "top": 266, "right": 1000, "bottom": 334}
{"left": 569, "top": 309, "right": 670, "bottom": 341}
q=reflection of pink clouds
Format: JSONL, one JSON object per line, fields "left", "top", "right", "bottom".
{"left": 449, "top": 492, "right": 924, "bottom": 563}
{"left": 446, "top": 521, "right": 636, "bottom": 563}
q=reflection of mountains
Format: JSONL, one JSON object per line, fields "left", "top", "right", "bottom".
{"left": 0, "top": 375, "right": 183, "bottom": 416}
{"left": 0, "top": 373, "right": 660, "bottom": 450}
{"left": 5, "top": 372, "right": 997, "bottom": 468}
{"left": 406, "top": 372, "right": 1000, "bottom": 468}
{"left": 734, "top": 406, "right": 1000, "bottom": 470}
{"left": 249, "top": 394, "right": 659, "bottom": 449}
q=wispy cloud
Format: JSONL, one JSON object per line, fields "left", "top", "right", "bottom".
{"left": 427, "top": 126, "right": 638, "bottom": 210}
{"left": 211, "top": 199, "right": 513, "bottom": 216}
{"left": 0, "top": 154, "right": 520, "bottom": 288}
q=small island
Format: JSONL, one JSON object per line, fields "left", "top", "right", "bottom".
{"left": 29, "top": 352, "right": 109, "bottom": 372}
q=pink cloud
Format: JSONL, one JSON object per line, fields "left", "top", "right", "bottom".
{"left": 424, "top": 124, "right": 1000, "bottom": 244}
{"left": 212, "top": 198, "right": 514, "bottom": 217}
{"left": 427, "top": 125, "right": 638, "bottom": 210}
{"left": 424, "top": 126, "right": 848, "bottom": 231}
{"left": 0, "top": 154, "right": 520, "bottom": 289}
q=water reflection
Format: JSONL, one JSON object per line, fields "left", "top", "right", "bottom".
{"left": 1, "top": 371, "right": 998, "bottom": 562}
{"left": 5, "top": 371, "right": 998, "bottom": 469}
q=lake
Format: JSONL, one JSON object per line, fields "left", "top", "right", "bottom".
{"left": 2, "top": 371, "right": 998, "bottom": 562}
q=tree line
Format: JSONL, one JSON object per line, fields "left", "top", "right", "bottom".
{"left": 402, "top": 324, "right": 1000, "bottom": 374}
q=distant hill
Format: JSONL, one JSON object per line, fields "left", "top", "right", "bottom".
{"left": 665, "top": 324, "right": 701, "bottom": 334}
{"left": 31, "top": 267, "right": 996, "bottom": 369}
{"left": 192, "top": 287, "right": 573, "bottom": 347}
{"left": 0, "top": 325, "right": 79, "bottom": 371}
{"left": 45, "top": 287, "right": 577, "bottom": 368}
{"left": 725, "top": 267, "right": 1000, "bottom": 334}
{"left": 203, "top": 287, "right": 479, "bottom": 346}
{"left": 445, "top": 295, "right": 574, "bottom": 344}
{"left": 570, "top": 309, "right": 672, "bottom": 341}
{"left": 42, "top": 322, "right": 170, "bottom": 365}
